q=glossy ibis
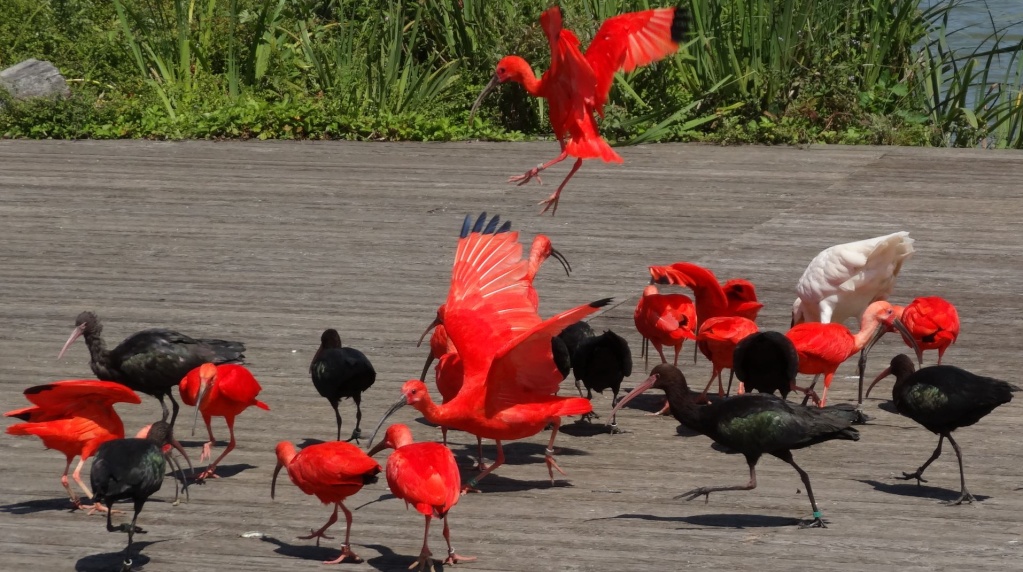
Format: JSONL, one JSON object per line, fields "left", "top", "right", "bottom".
{"left": 179, "top": 363, "right": 269, "bottom": 481}
{"left": 469, "top": 6, "right": 689, "bottom": 214}
{"left": 90, "top": 421, "right": 181, "bottom": 571}
{"left": 610, "top": 364, "right": 863, "bottom": 527}
{"left": 791, "top": 231, "right": 914, "bottom": 326}
{"left": 570, "top": 329, "right": 632, "bottom": 427}
{"left": 866, "top": 354, "right": 1017, "bottom": 504}
{"left": 732, "top": 331, "right": 798, "bottom": 398}
{"left": 272, "top": 440, "right": 381, "bottom": 563}
{"left": 368, "top": 424, "right": 476, "bottom": 571}
{"left": 371, "top": 213, "right": 606, "bottom": 491}
{"left": 893, "top": 296, "right": 960, "bottom": 364}
{"left": 58, "top": 311, "right": 245, "bottom": 428}
{"left": 309, "top": 328, "right": 376, "bottom": 442}
{"left": 5, "top": 379, "right": 141, "bottom": 511}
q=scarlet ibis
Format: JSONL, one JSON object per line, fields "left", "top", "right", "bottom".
{"left": 893, "top": 296, "right": 960, "bottom": 364}
{"left": 372, "top": 213, "right": 608, "bottom": 491}
{"left": 5, "top": 379, "right": 142, "bottom": 511}
{"left": 272, "top": 440, "right": 381, "bottom": 564}
{"left": 90, "top": 420, "right": 178, "bottom": 571}
{"left": 633, "top": 284, "right": 697, "bottom": 367}
{"left": 179, "top": 362, "right": 269, "bottom": 481}
{"left": 866, "top": 354, "right": 1017, "bottom": 504}
{"left": 649, "top": 262, "right": 764, "bottom": 323}
{"left": 786, "top": 301, "right": 921, "bottom": 407}
{"left": 526, "top": 234, "right": 571, "bottom": 307}
{"left": 368, "top": 424, "right": 476, "bottom": 571}
{"left": 58, "top": 311, "right": 246, "bottom": 428}
{"left": 570, "top": 329, "right": 632, "bottom": 427}
{"left": 468, "top": 6, "right": 689, "bottom": 214}
{"left": 610, "top": 364, "right": 863, "bottom": 527}
{"left": 791, "top": 232, "right": 915, "bottom": 326}
{"left": 310, "top": 329, "right": 376, "bottom": 442}
{"left": 732, "top": 331, "right": 799, "bottom": 398}
{"left": 696, "top": 316, "right": 759, "bottom": 397}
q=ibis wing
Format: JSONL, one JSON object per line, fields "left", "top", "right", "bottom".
{"left": 294, "top": 442, "right": 381, "bottom": 487}
{"left": 387, "top": 445, "right": 457, "bottom": 514}
{"left": 585, "top": 8, "right": 683, "bottom": 113}
{"left": 17, "top": 380, "right": 140, "bottom": 417}
{"left": 787, "top": 324, "right": 853, "bottom": 365}
{"left": 212, "top": 364, "right": 264, "bottom": 405}
{"left": 484, "top": 299, "right": 610, "bottom": 414}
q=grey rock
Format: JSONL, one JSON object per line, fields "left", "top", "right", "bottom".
{"left": 0, "top": 58, "right": 71, "bottom": 101}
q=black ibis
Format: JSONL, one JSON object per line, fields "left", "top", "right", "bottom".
{"left": 310, "top": 329, "right": 376, "bottom": 442}
{"left": 866, "top": 354, "right": 1018, "bottom": 504}
{"left": 58, "top": 311, "right": 245, "bottom": 428}
{"left": 732, "top": 330, "right": 799, "bottom": 398}
{"left": 91, "top": 421, "right": 183, "bottom": 571}
{"left": 570, "top": 329, "right": 632, "bottom": 427}
{"left": 610, "top": 364, "right": 864, "bottom": 527}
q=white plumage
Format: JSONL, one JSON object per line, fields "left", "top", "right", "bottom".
{"left": 792, "top": 231, "right": 915, "bottom": 325}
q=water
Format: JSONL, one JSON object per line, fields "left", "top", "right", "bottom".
{"left": 925, "top": 0, "right": 1023, "bottom": 78}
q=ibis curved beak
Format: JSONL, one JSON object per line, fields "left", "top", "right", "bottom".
{"left": 416, "top": 316, "right": 442, "bottom": 348}
{"left": 168, "top": 432, "right": 193, "bottom": 474}
{"left": 419, "top": 351, "right": 436, "bottom": 382}
{"left": 367, "top": 439, "right": 389, "bottom": 458}
{"left": 367, "top": 393, "right": 408, "bottom": 449}
{"left": 549, "top": 247, "right": 571, "bottom": 276}
{"left": 606, "top": 373, "right": 659, "bottom": 427}
{"left": 864, "top": 366, "right": 893, "bottom": 400}
{"left": 57, "top": 323, "right": 87, "bottom": 359}
{"left": 191, "top": 381, "right": 211, "bottom": 437}
{"left": 271, "top": 462, "right": 284, "bottom": 500}
{"left": 856, "top": 317, "right": 920, "bottom": 403}
{"left": 468, "top": 74, "right": 501, "bottom": 127}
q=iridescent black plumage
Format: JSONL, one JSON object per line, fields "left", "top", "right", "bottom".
{"left": 732, "top": 331, "right": 798, "bottom": 398}
{"left": 61, "top": 311, "right": 245, "bottom": 429}
{"left": 310, "top": 329, "right": 376, "bottom": 442}
{"left": 91, "top": 421, "right": 174, "bottom": 571}
{"left": 867, "top": 354, "right": 1017, "bottom": 504}
{"left": 571, "top": 329, "right": 632, "bottom": 426}
{"left": 613, "top": 364, "right": 861, "bottom": 527}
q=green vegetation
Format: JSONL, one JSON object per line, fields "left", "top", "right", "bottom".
{"left": 1, "top": 0, "right": 1021, "bottom": 148}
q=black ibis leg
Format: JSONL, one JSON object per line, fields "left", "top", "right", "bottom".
{"left": 574, "top": 379, "right": 585, "bottom": 398}
{"left": 608, "top": 392, "right": 622, "bottom": 433}
{"left": 167, "top": 393, "right": 181, "bottom": 429}
{"left": 331, "top": 402, "right": 342, "bottom": 441}
{"left": 774, "top": 450, "right": 827, "bottom": 528}
{"left": 464, "top": 440, "right": 504, "bottom": 494}
{"left": 298, "top": 503, "right": 337, "bottom": 546}
{"left": 944, "top": 433, "right": 976, "bottom": 505}
{"left": 676, "top": 457, "right": 758, "bottom": 502}
{"left": 323, "top": 502, "right": 362, "bottom": 564}
{"left": 692, "top": 342, "right": 698, "bottom": 364}
{"left": 725, "top": 370, "right": 735, "bottom": 396}
{"left": 857, "top": 346, "right": 869, "bottom": 404}
{"left": 897, "top": 434, "right": 944, "bottom": 485}
{"left": 442, "top": 514, "right": 476, "bottom": 566}
{"left": 157, "top": 395, "right": 171, "bottom": 423}
{"left": 347, "top": 395, "right": 363, "bottom": 443}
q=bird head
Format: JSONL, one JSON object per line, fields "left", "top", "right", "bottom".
{"left": 57, "top": 311, "right": 99, "bottom": 359}
{"left": 864, "top": 354, "right": 917, "bottom": 399}
{"left": 607, "top": 364, "right": 688, "bottom": 427}
{"left": 468, "top": 56, "right": 532, "bottom": 127}
{"left": 723, "top": 279, "right": 764, "bottom": 319}
{"left": 367, "top": 423, "right": 413, "bottom": 457}
{"left": 271, "top": 441, "right": 297, "bottom": 500}
{"left": 861, "top": 302, "right": 922, "bottom": 364}
{"left": 191, "top": 363, "right": 218, "bottom": 436}
{"left": 320, "top": 328, "right": 343, "bottom": 349}
{"left": 367, "top": 381, "right": 431, "bottom": 449}
{"left": 529, "top": 234, "right": 571, "bottom": 277}
{"left": 642, "top": 284, "right": 660, "bottom": 297}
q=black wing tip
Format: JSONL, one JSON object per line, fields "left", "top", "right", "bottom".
{"left": 590, "top": 297, "right": 614, "bottom": 309}
{"left": 460, "top": 212, "right": 511, "bottom": 238}
{"left": 671, "top": 6, "right": 692, "bottom": 44}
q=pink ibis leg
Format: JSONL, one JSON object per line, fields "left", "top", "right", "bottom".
{"left": 538, "top": 158, "right": 584, "bottom": 216}
{"left": 197, "top": 417, "right": 237, "bottom": 481}
{"left": 323, "top": 502, "right": 363, "bottom": 564}
{"left": 462, "top": 440, "right": 504, "bottom": 494}
{"left": 298, "top": 503, "right": 337, "bottom": 546}
{"left": 442, "top": 514, "right": 476, "bottom": 566}
{"left": 544, "top": 417, "right": 569, "bottom": 484}
{"left": 509, "top": 148, "right": 569, "bottom": 187}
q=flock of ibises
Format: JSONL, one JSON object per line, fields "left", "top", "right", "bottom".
{"left": 5, "top": 4, "right": 1019, "bottom": 571}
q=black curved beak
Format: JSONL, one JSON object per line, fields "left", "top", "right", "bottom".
{"left": 417, "top": 317, "right": 442, "bottom": 348}
{"left": 367, "top": 394, "right": 408, "bottom": 449}
{"left": 549, "top": 247, "right": 571, "bottom": 276}
{"left": 468, "top": 74, "right": 500, "bottom": 127}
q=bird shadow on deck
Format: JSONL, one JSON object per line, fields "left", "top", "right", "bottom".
{"left": 608, "top": 512, "right": 802, "bottom": 529}
{"left": 558, "top": 419, "right": 615, "bottom": 437}
{"left": 257, "top": 535, "right": 347, "bottom": 564}
{"left": 75, "top": 540, "right": 162, "bottom": 571}
{"left": 857, "top": 479, "right": 990, "bottom": 503}
{"left": 362, "top": 543, "right": 427, "bottom": 572}
{"left": 188, "top": 463, "right": 257, "bottom": 481}
{"left": 462, "top": 472, "right": 575, "bottom": 494}
{"left": 0, "top": 496, "right": 75, "bottom": 515}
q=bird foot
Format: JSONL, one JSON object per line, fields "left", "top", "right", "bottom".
{"left": 199, "top": 442, "right": 213, "bottom": 464}
{"left": 607, "top": 422, "right": 624, "bottom": 435}
{"left": 444, "top": 549, "right": 477, "bottom": 566}
{"left": 117, "top": 523, "right": 146, "bottom": 534}
{"left": 545, "top": 449, "right": 567, "bottom": 483}
{"left": 345, "top": 428, "right": 362, "bottom": 444}
{"left": 896, "top": 471, "right": 928, "bottom": 485}
{"left": 460, "top": 485, "right": 482, "bottom": 495}
{"left": 580, "top": 412, "right": 599, "bottom": 423}
{"left": 509, "top": 166, "right": 543, "bottom": 187}
{"left": 193, "top": 467, "right": 221, "bottom": 482}
{"left": 85, "top": 503, "right": 121, "bottom": 516}
{"left": 646, "top": 401, "right": 672, "bottom": 416}
{"left": 324, "top": 544, "right": 362, "bottom": 564}
{"left": 538, "top": 192, "right": 561, "bottom": 215}
{"left": 944, "top": 490, "right": 977, "bottom": 506}
{"left": 119, "top": 558, "right": 133, "bottom": 572}
{"left": 298, "top": 529, "right": 334, "bottom": 546}
{"left": 674, "top": 487, "right": 713, "bottom": 503}
{"left": 799, "top": 517, "right": 827, "bottom": 529}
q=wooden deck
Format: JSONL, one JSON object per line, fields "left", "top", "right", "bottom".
{"left": 0, "top": 140, "right": 1021, "bottom": 571}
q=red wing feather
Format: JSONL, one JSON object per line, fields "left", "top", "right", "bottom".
{"left": 6, "top": 380, "right": 140, "bottom": 420}
{"left": 213, "top": 364, "right": 265, "bottom": 406}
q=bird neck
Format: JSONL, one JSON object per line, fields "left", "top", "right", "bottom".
{"left": 852, "top": 318, "right": 882, "bottom": 354}
{"left": 505, "top": 57, "right": 542, "bottom": 96}
{"left": 662, "top": 382, "right": 704, "bottom": 425}
{"left": 81, "top": 326, "right": 114, "bottom": 378}
{"left": 410, "top": 394, "right": 445, "bottom": 426}
{"left": 275, "top": 442, "right": 297, "bottom": 466}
